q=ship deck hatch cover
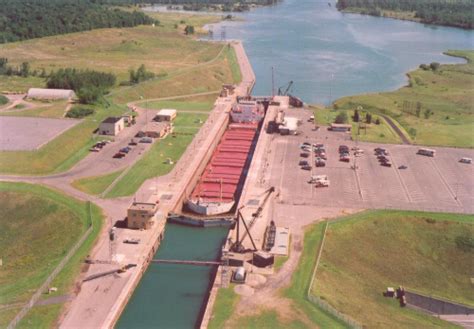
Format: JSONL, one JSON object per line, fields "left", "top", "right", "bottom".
{"left": 160, "top": 194, "right": 173, "bottom": 200}
{"left": 247, "top": 199, "right": 259, "bottom": 206}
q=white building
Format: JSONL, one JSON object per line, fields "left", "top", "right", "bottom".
{"left": 279, "top": 116, "right": 300, "bottom": 135}
{"left": 99, "top": 117, "right": 125, "bottom": 136}
{"left": 154, "top": 109, "right": 177, "bottom": 122}
{"left": 27, "top": 88, "right": 76, "bottom": 100}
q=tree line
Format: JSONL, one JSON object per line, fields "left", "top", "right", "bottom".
{"left": 47, "top": 68, "right": 116, "bottom": 104}
{"left": 0, "top": 0, "right": 158, "bottom": 44}
{"left": 336, "top": 0, "right": 473, "bottom": 29}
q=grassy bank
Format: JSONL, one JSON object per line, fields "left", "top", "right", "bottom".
{"left": 0, "top": 182, "right": 103, "bottom": 328}
{"left": 140, "top": 93, "right": 217, "bottom": 112}
{"left": 333, "top": 50, "right": 474, "bottom": 148}
{"left": 208, "top": 284, "right": 241, "bottom": 329}
{"left": 312, "top": 210, "right": 474, "bottom": 328}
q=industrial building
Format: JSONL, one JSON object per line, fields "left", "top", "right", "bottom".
{"left": 279, "top": 116, "right": 300, "bottom": 135}
{"left": 127, "top": 200, "right": 159, "bottom": 230}
{"left": 154, "top": 109, "right": 177, "bottom": 122}
{"left": 99, "top": 117, "right": 125, "bottom": 136}
{"left": 27, "top": 88, "right": 76, "bottom": 100}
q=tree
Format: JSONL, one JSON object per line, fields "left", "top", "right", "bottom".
{"left": 353, "top": 109, "right": 360, "bottom": 122}
{"left": 366, "top": 112, "right": 372, "bottom": 124}
{"left": 184, "top": 25, "right": 195, "bottom": 35}
{"left": 77, "top": 87, "right": 101, "bottom": 104}
{"left": 423, "top": 109, "right": 431, "bottom": 119}
{"left": 334, "top": 112, "right": 348, "bottom": 124}
{"left": 19, "top": 62, "right": 30, "bottom": 77}
{"left": 430, "top": 62, "right": 440, "bottom": 71}
{"left": 375, "top": 118, "right": 381, "bottom": 125}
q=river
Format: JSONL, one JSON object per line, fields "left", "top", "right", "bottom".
{"left": 119, "top": 2, "right": 473, "bottom": 327}
{"left": 204, "top": 0, "right": 473, "bottom": 104}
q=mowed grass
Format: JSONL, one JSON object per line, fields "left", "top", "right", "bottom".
{"left": 0, "top": 76, "right": 45, "bottom": 93}
{"left": 142, "top": 93, "right": 217, "bottom": 112}
{"left": 313, "top": 107, "right": 401, "bottom": 144}
{"left": 208, "top": 284, "right": 241, "bottom": 329}
{"left": 334, "top": 50, "right": 474, "bottom": 148}
{"left": 0, "top": 100, "right": 69, "bottom": 118}
{"left": 71, "top": 170, "right": 124, "bottom": 195}
{"left": 312, "top": 210, "right": 474, "bottom": 328}
{"left": 0, "top": 182, "right": 103, "bottom": 328}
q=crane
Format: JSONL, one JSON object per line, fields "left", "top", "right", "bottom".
{"left": 277, "top": 81, "right": 294, "bottom": 96}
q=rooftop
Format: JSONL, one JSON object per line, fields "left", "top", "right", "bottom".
{"left": 129, "top": 201, "right": 158, "bottom": 212}
{"left": 102, "top": 117, "right": 123, "bottom": 124}
{"left": 157, "top": 109, "right": 177, "bottom": 116}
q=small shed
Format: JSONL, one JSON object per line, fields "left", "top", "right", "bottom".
{"left": 127, "top": 201, "right": 159, "bottom": 230}
{"left": 99, "top": 117, "right": 125, "bottom": 136}
{"left": 144, "top": 122, "right": 170, "bottom": 138}
{"left": 154, "top": 109, "right": 177, "bottom": 122}
{"left": 330, "top": 123, "right": 352, "bottom": 132}
{"left": 27, "top": 88, "right": 76, "bottom": 100}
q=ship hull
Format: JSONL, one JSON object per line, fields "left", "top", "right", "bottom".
{"left": 186, "top": 199, "right": 235, "bottom": 216}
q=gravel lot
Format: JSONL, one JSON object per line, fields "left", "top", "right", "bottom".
{"left": 0, "top": 116, "right": 80, "bottom": 151}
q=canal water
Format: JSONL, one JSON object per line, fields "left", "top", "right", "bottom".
{"left": 205, "top": 0, "right": 473, "bottom": 104}
{"left": 121, "top": 2, "right": 473, "bottom": 327}
{"left": 116, "top": 224, "right": 227, "bottom": 329}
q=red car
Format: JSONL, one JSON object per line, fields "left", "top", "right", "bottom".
{"left": 113, "top": 152, "right": 125, "bottom": 159}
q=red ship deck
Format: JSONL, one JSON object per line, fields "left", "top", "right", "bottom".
{"left": 190, "top": 123, "right": 258, "bottom": 203}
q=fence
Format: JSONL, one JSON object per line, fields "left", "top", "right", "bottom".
{"left": 306, "top": 221, "right": 363, "bottom": 329}
{"left": 7, "top": 202, "right": 94, "bottom": 329}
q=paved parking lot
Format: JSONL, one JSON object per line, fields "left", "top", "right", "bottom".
{"left": 264, "top": 108, "right": 474, "bottom": 214}
{"left": 0, "top": 116, "right": 81, "bottom": 151}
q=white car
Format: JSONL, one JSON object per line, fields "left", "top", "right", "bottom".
{"left": 460, "top": 157, "right": 472, "bottom": 164}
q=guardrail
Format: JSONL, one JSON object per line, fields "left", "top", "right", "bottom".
{"left": 7, "top": 202, "right": 94, "bottom": 329}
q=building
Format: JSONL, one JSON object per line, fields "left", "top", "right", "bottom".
{"left": 144, "top": 122, "right": 170, "bottom": 138}
{"left": 99, "top": 117, "right": 125, "bottom": 136}
{"left": 127, "top": 200, "right": 159, "bottom": 230}
{"left": 27, "top": 88, "right": 76, "bottom": 100}
{"left": 330, "top": 123, "right": 352, "bottom": 132}
{"left": 154, "top": 109, "right": 177, "bottom": 122}
{"left": 279, "top": 116, "right": 300, "bottom": 135}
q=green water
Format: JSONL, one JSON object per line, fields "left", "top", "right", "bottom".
{"left": 116, "top": 224, "right": 228, "bottom": 329}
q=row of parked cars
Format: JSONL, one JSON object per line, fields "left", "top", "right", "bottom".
{"left": 299, "top": 142, "right": 327, "bottom": 170}
{"left": 89, "top": 140, "right": 111, "bottom": 152}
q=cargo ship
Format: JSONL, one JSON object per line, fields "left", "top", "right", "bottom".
{"left": 186, "top": 99, "right": 265, "bottom": 216}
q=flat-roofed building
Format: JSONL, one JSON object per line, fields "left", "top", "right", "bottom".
{"left": 127, "top": 200, "right": 159, "bottom": 230}
{"left": 27, "top": 88, "right": 76, "bottom": 100}
{"left": 144, "top": 122, "right": 170, "bottom": 138}
{"left": 154, "top": 109, "right": 177, "bottom": 122}
{"left": 330, "top": 123, "right": 352, "bottom": 132}
{"left": 99, "top": 117, "right": 125, "bottom": 136}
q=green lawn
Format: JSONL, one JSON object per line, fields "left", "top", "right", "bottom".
{"left": 0, "top": 76, "right": 45, "bottom": 93}
{"left": 0, "top": 100, "right": 69, "bottom": 118}
{"left": 208, "top": 284, "right": 241, "bottom": 329}
{"left": 333, "top": 50, "right": 474, "bottom": 148}
{"left": 0, "top": 182, "right": 103, "bottom": 328}
{"left": 312, "top": 210, "right": 474, "bottom": 328}
{"left": 141, "top": 94, "right": 216, "bottom": 112}
{"left": 72, "top": 170, "right": 124, "bottom": 195}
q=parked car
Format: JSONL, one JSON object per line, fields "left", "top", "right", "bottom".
{"left": 89, "top": 147, "right": 100, "bottom": 152}
{"left": 120, "top": 146, "right": 131, "bottom": 153}
{"left": 113, "top": 152, "right": 125, "bottom": 159}
{"left": 398, "top": 165, "right": 408, "bottom": 170}
{"left": 299, "top": 160, "right": 309, "bottom": 166}
{"left": 301, "top": 165, "right": 312, "bottom": 171}
{"left": 340, "top": 156, "right": 350, "bottom": 162}
{"left": 140, "top": 137, "right": 153, "bottom": 143}
{"left": 315, "top": 158, "right": 326, "bottom": 167}
{"left": 300, "top": 152, "right": 310, "bottom": 158}
{"left": 381, "top": 161, "right": 392, "bottom": 167}
{"left": 459, "top": 157, "right": 472, "bottom": 164}
{"left": 129, "top": 139, "right": 138, "bottom": 146}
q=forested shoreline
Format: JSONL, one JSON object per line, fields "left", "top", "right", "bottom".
{"left": 0, "top": 0, "right": 158, "bottom": 44}
{"left": 336, "top": 0, "right": 473, "bottom": 29}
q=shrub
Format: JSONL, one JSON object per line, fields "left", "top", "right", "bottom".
{"left": 334, "top": 112, "right": 348, "bottom": 124}
{"left": 419, "top": 64, "right": 430, "bottom": 70}
{"left": 0, "top": 94, "right": 8, "bottom": 105}
{"left": 66, "top": 106, "right": 94, "bottom": 118}
{"left": 430, "top": 62, "right": 440, "bottom": 71}
{"left": 77, "top": 87, "right": 102, "bottom": 104}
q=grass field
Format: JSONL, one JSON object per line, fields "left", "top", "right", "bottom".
{"left": 72, "top": 170, "right": 124, "bottom": 195}
{"left": 0, "top": 100, "right": 70, "bottom": 119}
{"left": 0, "top": 182, "right": 103, "bottom": 328}
{"left": 333, "top": 50, "right": 474, "bottom": 148}
{"left": 208, "top": 284, "right": 241, "bottom": 329}
{"left": 312, "top": 210, "right": 474, "bottom": 328}
{"left": 0, "top": 76, "right": 46, "bottom": 93}
{"left": 141, "top": 93, "right": 217, "bottom": 112}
